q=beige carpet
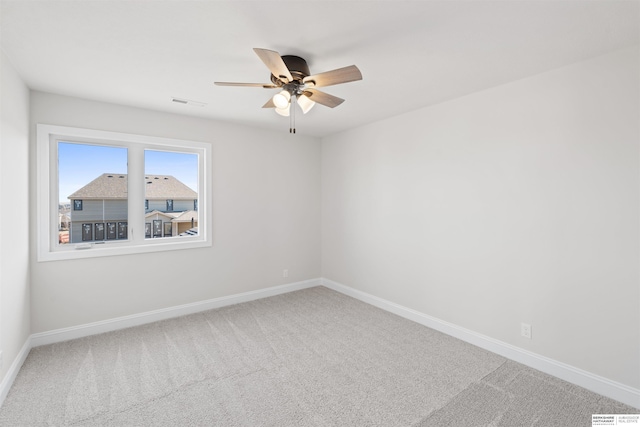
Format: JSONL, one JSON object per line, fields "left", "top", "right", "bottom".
{"left": 0, "top": 286, "right": 634, "bottom": 426}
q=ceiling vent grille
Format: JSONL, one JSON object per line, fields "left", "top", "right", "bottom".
{"left": 171, "top": 97, "right": 206, "bottom": 107}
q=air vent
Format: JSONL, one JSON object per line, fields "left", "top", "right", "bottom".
{"left": 171, "top": 97, "right": 207, "bottom": 107}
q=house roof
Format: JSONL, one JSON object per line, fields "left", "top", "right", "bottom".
{"left": 144, "top": 210, "right": 197, "bottom": 222}
{"left": 171, "top": 210, "right": 198, "bottom": 222}
{"left": 144, "top": 175, "right": 197, "bottom": 199}
{"left": 144, "top": 210, "right": 177, "bottom": 220}
{"left": 68, "top": 173, "right": 197, "bottom": 200}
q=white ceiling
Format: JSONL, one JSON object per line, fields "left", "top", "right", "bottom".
{"left": 1, "top": 1, "right": 638, "bottom": 137}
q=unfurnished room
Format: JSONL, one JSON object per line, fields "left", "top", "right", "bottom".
{"left": 0, "top": 1, "right": 638, "bottom": 425}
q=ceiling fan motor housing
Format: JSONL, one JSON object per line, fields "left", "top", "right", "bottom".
{"left": 270, "top": 55, "right": 310, "bottom": 85}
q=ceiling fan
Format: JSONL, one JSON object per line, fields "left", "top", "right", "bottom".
{"left": 215, "top": 48, "right": 362, "bottom": 133}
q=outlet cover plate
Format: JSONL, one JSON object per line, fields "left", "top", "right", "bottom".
{"left": 521, "top": 323, "right": 532, "bottom": 339}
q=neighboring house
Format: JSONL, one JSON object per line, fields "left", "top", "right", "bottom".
{"left": 58, "top": 211, "right": 70, "bottom": 230}
{"left": 170, "top": 210, "right": 199, "bottom": 235}
{"left": 68, "top": 173, "right": 198, "bottom": 243}
{"left": 144, "top": 210, "right": 199, "bottom": 237}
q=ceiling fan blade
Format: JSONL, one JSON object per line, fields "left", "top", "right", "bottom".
{"left": 215, "top": 82, "right": 278, "bottom": 88}
{"left": 303, "top": 65, "right": 362, "bottom": 88}
{"left": 253, "top": 48, "right": 293, "bottom": 83}
{"left": 262, "top": 98, "right": 276, "bottom": 108}
{"left": 303, "top": 89, "right": 344, "bottom": 108}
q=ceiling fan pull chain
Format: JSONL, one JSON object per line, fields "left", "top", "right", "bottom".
{"left": 290, "top": 94, "right": 297, "bottom": 134}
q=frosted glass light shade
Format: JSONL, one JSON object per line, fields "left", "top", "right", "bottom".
{"left": 272, "top": 90, "right": 291, "bottom": 109}
{"left": 297, "top": 94, "right": 315, "bottom": 114}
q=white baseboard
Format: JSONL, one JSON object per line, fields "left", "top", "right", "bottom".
{"left": 321, "top": 277, "right": 640, "bottom": 409}
{"left": 30, "top": 278, "right": 321, "bottom": 348}
{"left": 4, "top": 277, "right": 637, "bottom": 410}
{"left": 0, "top": 337, "right": 31, "bottom": 408}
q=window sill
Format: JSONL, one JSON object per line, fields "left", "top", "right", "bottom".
{"left": 38, "top": 236, "right": 211, "bottom": 262}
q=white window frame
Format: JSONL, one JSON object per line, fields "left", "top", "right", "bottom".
{"left": 37, "top": 124, "right": 212, "bottom": 262}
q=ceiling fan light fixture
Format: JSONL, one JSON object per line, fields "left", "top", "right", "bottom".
{"left": 272, "top": 90, "right": 291, "bottom": 109}
{"left": 297, "top": 94, "right": 315, "bottom": 114}
{"left": 214, "top": 48, "right": 363, "bottom": 133}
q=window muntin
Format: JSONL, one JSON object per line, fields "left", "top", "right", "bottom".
{"left": 37, "top": 124, "right": 211, "bottom": 261}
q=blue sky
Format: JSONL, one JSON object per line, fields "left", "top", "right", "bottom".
{"left": 58, "top": 142, "right": 198, "bottom": 203}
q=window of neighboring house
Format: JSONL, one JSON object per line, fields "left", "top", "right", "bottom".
{"left": 95, "top": 223, "right": 105, "bottom": 240}
{"left": 37, "top": 124, "right": 211, "bottom": 261}
{"left": 153, "top": 219, "right": 162, "bottom": 238}
{"left": 81, "top": 223, "right": 93, "bottom": 241}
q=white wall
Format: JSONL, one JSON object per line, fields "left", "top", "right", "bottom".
{"left": 30, "top": 92, "right": 321, "bottom": 332}
{"left": 321, "top": 47, "right": 639, "bottom": 389}
{"left": 0, "top": 53, "right": 31, "bottom": 383}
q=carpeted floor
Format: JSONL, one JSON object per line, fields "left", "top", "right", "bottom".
{"left": 0, "top": 286, "right": 635, "bottom": 426}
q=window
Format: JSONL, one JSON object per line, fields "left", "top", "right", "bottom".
{"left": 60, "top": 143, "right": 128, "bottom": 244}
{"left": 37, "top": 124, "right": 211, "bottom": 261}
{"left": 153, "top": 220, "right": 162, "bottom": 238}
{"left": 82, "top": 223, "right": 93, "bottom": 241}
{"left": 95, "top": 223, "right": 105, "bottom": 240}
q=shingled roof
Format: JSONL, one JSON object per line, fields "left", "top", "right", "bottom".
{"left": 68, "top": 173, "right": 197, "bottom": 200}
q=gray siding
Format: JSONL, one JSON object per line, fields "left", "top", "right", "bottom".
{"left": 70, "top": 222, "right": 83, "bottom": 243}
{"left": 147, "top": 200, "right": 166, "bottom": 212}
{"left": 146, "top": 198, "right": 196, "bottom": 213}
{"left": 70, "top": 200, "right": 127, "bottom": 221}
{"left": 104, "top": 200, "right": 127, "bottom": 220}
{"left": 69, "top": 199, "right": 127, "bottom": 243}
{"left": 173, "top": 199, "right": 194, "bottom": 212}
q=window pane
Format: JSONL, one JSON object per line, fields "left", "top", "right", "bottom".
{"left": 144, "top": 150, "right": 198, "bottom": 239}
{"left": 58, "top": 142, "right": 128, "bottom": 244}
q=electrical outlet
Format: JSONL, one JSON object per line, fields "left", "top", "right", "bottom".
{"left": 521, "top": 323, "right": 532, "bottom": 339}
{"left": 283, "top": 269, "right": 289, "bottom": 278}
